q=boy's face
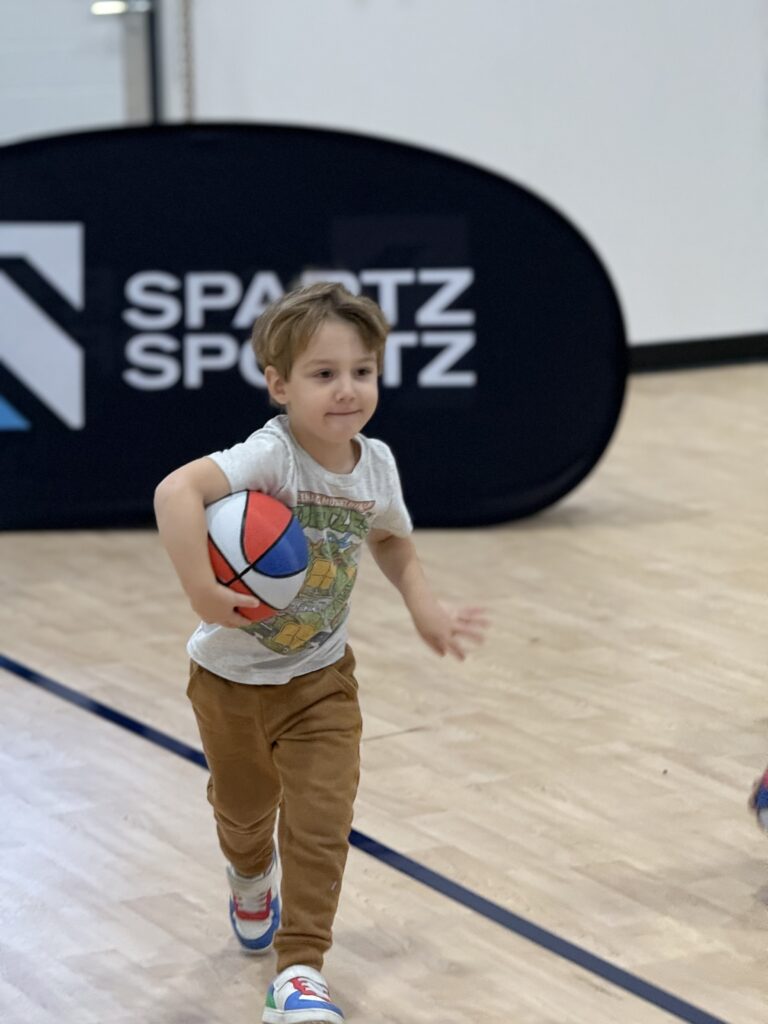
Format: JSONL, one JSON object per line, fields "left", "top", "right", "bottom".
{"left": 265, "top": 318, "right": 379, "bottom": 450}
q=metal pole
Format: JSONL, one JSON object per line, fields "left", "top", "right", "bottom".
{"left": 92, "top": 0, "right": 161, "bottom": 125}
{"left": 146, "top": 2, "right": 162, "bottom": 123}
{"left": 180, "top": 0, "right": 195, "bottom": 121}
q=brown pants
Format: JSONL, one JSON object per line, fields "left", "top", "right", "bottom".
{"left": 186, "top": 645, "right": 362, "bottom": 972}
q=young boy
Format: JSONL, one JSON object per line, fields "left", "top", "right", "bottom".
{"left": 154, "top": 282, "right": 485, "bottom": 1024}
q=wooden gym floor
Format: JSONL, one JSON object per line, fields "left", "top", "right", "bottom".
{"left": 1, "top": 363, "right": 766, "bottom": 1023}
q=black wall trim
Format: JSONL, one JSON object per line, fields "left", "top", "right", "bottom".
{"left": 630, "top": 334, "right": 768, "bottom": 372}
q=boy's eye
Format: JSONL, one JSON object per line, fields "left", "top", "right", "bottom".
{"left": 310, "top": 366, "right": 375, "bottom": 380}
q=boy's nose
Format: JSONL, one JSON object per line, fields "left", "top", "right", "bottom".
{"left": 335, "top": 374, "right": 356, "bottom": 398}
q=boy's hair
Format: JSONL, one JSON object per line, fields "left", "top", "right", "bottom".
{"left": 251, "top": 281, "right": 389, "bottom": 380}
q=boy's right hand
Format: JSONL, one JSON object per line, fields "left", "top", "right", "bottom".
{"left": 188, "top": 583, "right": 260, "bottom": 628}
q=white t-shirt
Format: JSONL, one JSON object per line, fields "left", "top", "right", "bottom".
{"left": 187, "top": 415, "right": 413, "bottom": 684}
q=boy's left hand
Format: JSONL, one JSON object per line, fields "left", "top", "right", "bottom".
{"left": 409, "top": 599, "right": 488, "bottom": 661}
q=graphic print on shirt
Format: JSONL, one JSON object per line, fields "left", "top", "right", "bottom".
{"left": 240, "top": 491, "right": 376, "bottom": 654}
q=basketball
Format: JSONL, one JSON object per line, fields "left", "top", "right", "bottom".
{"left": 205, "top": 491, "right": 309, "bottom": 622}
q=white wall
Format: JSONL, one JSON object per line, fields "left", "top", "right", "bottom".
{"left": 0, "top": 2, "right": 764, "bottom": 348}
{"left": 0, "top": 0, "right": 124, "bottom": 145}
{"left": 189, "top": 0, "right": 768, "bottom": 347}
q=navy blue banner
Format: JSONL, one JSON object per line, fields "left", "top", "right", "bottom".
{"left": 0, "top": 125, "right": 626, "bottom": 528}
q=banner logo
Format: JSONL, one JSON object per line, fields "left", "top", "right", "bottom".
{"left": 121, "top": 266, "right": 477, "bottom": 392}
{"left": 0, "top": 223, "right": 85, "bottom": 429}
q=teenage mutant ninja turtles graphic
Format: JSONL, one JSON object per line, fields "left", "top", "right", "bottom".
{"left": 240, "top": 492, "right": 375, "bottom": 655}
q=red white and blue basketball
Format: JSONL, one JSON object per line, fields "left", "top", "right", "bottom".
{"left": 206, "top": 491, "right": 308, "bottom": 622}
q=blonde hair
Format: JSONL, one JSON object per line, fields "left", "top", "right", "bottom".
{"left": 251, "top": 281, "right": 389, "bottom": 380}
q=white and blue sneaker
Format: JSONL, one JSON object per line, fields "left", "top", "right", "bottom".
{"left": 226, "top": 856, "right": 280, "bottom": 955}
{"left": 262, "top": 965, "right": 344, "bottom": 1024}
{"left": 750, "top": 767, "right": 768, "bottom": 831}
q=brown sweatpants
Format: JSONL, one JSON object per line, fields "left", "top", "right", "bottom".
{"left": 186, "top": 645, "right": 362, "bottom": 972}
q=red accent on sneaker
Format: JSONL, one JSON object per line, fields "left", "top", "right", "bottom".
{"left": 291, "top": 977, "right": 330, "bottom": 1002}
{"left": 233, "top": 890, "right": 272, "bottom": 921}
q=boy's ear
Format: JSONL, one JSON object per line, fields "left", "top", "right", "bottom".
{"left": 264, "top": 365, "right": 288, "bottom": 405}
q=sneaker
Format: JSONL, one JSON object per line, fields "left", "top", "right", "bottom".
{"left": 749, "top": 767, "right": 768, "bottom": 831}
{"left": 226, "top": 855, "right": 280, "bottom": 954}
{"left": 262, "top": 965, "right": 344, "bottom": 1024}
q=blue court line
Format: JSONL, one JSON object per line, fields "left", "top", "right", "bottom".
{"left": 1, "top": 652, "right": 730, "bottom": 1024}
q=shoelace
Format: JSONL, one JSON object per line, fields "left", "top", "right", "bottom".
{"left": 233, "top": 889, "right": 272, "bottom": 921}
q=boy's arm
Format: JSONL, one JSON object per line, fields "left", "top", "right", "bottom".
{"left": 154, "top": 457, "right": 260, "bottom": 627}
{"left": 367, "top": 529, "right": 486, "bottom": 660}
